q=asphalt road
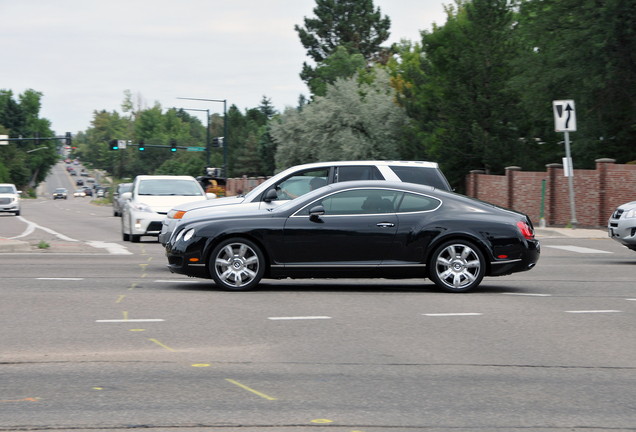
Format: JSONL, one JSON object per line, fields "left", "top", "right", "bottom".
{"left": 1, "top": 162, "right": 636, "bottom": 431}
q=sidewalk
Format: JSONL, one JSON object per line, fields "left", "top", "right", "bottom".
{"left": 0, "top": 238, "right": 31, "bottom": 252}
{"left": 535, "top": 227, "right": 608, "bottom": 239}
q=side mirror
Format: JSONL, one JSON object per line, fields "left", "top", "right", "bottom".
{"left": 206, "top": 192, "right": 217, "bottom": 199}
{"left": 263, "top": 188, "right": 278, "bottom": 203}
{"left": 121, "top": 192, "right": 132, "bottom": 201}
{"left": 309, "top": 205, "right": 325, "bottom": 222}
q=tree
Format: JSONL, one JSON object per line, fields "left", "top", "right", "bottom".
{"left": 270, "top": 68, "right": 407, "bottom": 170}
{"left": 258, "top": 96, "right": 277, "bottom": 119}
{"left": 305, "top": 46, "right": 367, "bottom": 96}
{"left": 296, "top": 0, "right": 391, "bottom": 94}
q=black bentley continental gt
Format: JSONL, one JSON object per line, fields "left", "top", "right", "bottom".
{"left": 165, "top": 181, "right": 540, "bottom": 292}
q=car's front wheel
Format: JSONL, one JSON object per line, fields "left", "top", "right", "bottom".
{"left": 429, "top": 240, "right": 486, "bottom": 293}
{"left": 209, "top": 238, "right": 265, "bottom": 291}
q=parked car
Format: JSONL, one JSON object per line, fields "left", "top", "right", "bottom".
{"left": 121, "top": 175, "right": 215, "bottom": 242}
{"left": 113, "top": 183, "right": 132, "bottom": 216}
{"left": 165, "top": 181, "right": 540, "bottom": 293}
{"left": 0, "top": 183, "right": 22, "bottom": 216}
{"left": 608, "top": 200, "right": 636, "bottom": 251}
{"left": 52, "top": 188, "right": 68, "bottom": 200}
{"left": 73, "top": 189, "right": 86, "bottom": 197}
{"left": 159, "top": 160, "right": 452, "bottom": 245}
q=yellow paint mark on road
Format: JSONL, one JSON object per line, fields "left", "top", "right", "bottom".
{"left": 129, "top": 283, "right": 137, "bottom": 291}
{"left": 148, "top": 338, "right": 175, "bottom": 352}
{"left": 147, "top": 257, "right": 153, "bottom": 261}
{"left": 139, "top": 263, "right": 148, "bottom": 269}
{"left": 116, "top": 295, "right": 125, "bottom": 303}
{"left": 123, "top": 311, "right": 128, "bottom": 321}
{"left": 130, "top": 329, "right": 145, "bottom": 331}
{"left": 311, "top": 419, "right": 333, "bottom": 424}
{"left": 225, "top": 379, "right": 277, "bottom": 400}
{"left": 192, "top": 364, "right": 210, "bottom": 367}
{"left": 92, "top": 387, "right": 103, "bottom": 390}
{"left": 141, "top": 273, "right": 147, "bottom": 278}
{"left": 0, "top": 397, "right": 39, "bottom": 402}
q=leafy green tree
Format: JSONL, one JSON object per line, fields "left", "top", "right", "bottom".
{"left": 306, "top": 46, "right": 367, "bottom": 96}
{"left": 512, "top": 0, "right": 636, "bottom": 166}
{"left": 258, "top": 96, "right": 277, "bottom": 119}
{"left": 296, "top": 0, "right": 391, "bottom": 94}
{"left": 270, "top": 68, "right": 406, "bottom": 170}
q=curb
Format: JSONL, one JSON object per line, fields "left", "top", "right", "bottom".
{"left": 0, "top": 238, "right": 31, "bottom": 252}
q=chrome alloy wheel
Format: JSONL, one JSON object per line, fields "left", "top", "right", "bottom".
{"left": 432, "top": 242, "right": 485, "bottom": 292}
{"left": 212, "top": 241, "right": 262, "bottom": 290}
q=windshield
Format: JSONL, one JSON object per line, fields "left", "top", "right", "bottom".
{"left": 0, "top": 186, "right": 15, "bottom": 193}
{"left": 137, "top": 179, "right": 203, "bottom": 196}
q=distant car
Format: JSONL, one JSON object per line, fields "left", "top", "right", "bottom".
{"left": 82, "top": 187, "right": 93, "bottom": 197}
{"left": 76, "top": 179, "right": 84, "bottom": 186}
{"left": 73, "top": 189, "right": 86, "bottom": 197}
{"left": 113, "top": 183, "right": 132, "bottom": 217}
{"left": 159, "top": 160, "right": 452, "bottom": 245}
{"left": 608, "top": 200, "right": 636, "bottom": 251}
{"left": 0, "top": 183, "right": 22, "bottom": 216}
{"left": 80, "top": 172, "right": 89, "bottom": 177}
{"left": 65, "top": 159, "right": 71, "bottom": 164}
{"left": 96, "top": 188, "right": 105, "bottom": 198}
{"left": 52, "top": 188, "right": 68, "bottom": 200}
{"left": 121, "top": 175, "right": 214, "bottom": 242}
{"left": 86, "top": 177, "right": 95, "bottom": 183}
{"left": 70, "top": 171, "right": 77, "bottom": 176}
{"left": 165, "top": 181, "right": 540, "bottom": 293}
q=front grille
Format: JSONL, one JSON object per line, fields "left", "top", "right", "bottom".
{"left": 0, "top": 198, "right": 11, "bottom": 205}
{"left": 612, "top": 209, "right": 624, "bottom": 219}
{"left": 146, "top": 221, "right": 163, "bottom": 232}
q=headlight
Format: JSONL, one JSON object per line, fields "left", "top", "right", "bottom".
{"left": 625, "top": 209, "right": 636, "bottom": 219}
{"left": 167, "top": 209, "right": 186, "bottom": 219}
{"left": 183, "top": 228, "right": 195, "bottom": 242}
{"left": 132, "top": 202, "right": 154, "bottom": 213}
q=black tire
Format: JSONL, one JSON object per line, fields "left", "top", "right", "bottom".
{"left": 122, "top": 218, "right": 130, "bottom": 241}
{"left": 209, "top": 238, "right": 265, "bottom": 291}
{"left": 429, "top": 240, "right": 486, "bottom": 293}
{"left": 14, "top": 210, "right": 20, "bottom": 216}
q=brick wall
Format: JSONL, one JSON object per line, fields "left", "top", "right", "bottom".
{"left": 466, "top": 159, "right": 636, "bottom": 228}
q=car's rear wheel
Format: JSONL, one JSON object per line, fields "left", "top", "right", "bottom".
{"left": 429, "top": 240, "right": 485, "bottom": 293}
{"left": 209, "top": 238, "right": 265, "bottom": 291}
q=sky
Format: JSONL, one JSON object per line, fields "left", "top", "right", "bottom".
{"left": 1, "top": 0, "right": 450, "bottom": 135}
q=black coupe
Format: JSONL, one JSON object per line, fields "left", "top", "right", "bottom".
{"left": 165, "top": 181, "right": 540, "bottom": 292}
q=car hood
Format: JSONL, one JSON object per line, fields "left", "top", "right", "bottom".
{"left": 0, "top": 193, "right": 19, "bottom": 198}
{"left": 618, "top": 200, "right": 636, "bottom": 210}
{"left": 134, "top": 195, "right": 209, "bottom": 213}
{"left": 171, "top": 195, "right": 246, "bottom": 213}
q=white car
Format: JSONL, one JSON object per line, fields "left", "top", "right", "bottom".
{"left": 608, "top": 200, "right": 636, "bottom": 251}
{"left": 0, "top": 183, "right": 22, "bottom": 216}
{"left": 121, "top": 175, "right": 214, "bottom": 242}
{"left": 159, "top": 160, "right": 451, "bottom": 245}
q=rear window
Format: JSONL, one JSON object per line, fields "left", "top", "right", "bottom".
{"left": 388, "top": 166, "right": 450, "bottom": 191}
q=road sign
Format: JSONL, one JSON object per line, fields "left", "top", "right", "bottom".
{"left": 0, "top": 134, "right": 8, "bottom": 145}
{"left": 117, "top": 140, "right": 127, "bottom": 149}
{"left": 187, "top": 147, "right": 205, "bottom": 152}
{"left": 553, "top": 100, "right": 576, "bottom": 132}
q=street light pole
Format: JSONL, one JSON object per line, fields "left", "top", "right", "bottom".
{"left": 178, "top": 97, "right": 227, "bottom": 177}
{"left": 180, "top": 108, "right": 210, "bottom": 165}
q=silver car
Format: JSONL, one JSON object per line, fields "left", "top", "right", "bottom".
{"left": 159, "top": 160, "right": 451, "bottom": 245}
{"left": 608, "top": 200, "right": 636, "bottom": 251}
{"left": 113, "top": 183, "right": 132, "bottom": 216}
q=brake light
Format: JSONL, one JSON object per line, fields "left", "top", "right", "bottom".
{"left": 517, "top": 221, "right": 534, "bottom": 240}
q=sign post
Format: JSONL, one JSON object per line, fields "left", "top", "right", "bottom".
{"left": 553, "top": 100, "right": 578, "bottom": 229}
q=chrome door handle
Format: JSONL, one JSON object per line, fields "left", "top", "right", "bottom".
{"left": 377, "top": 222, "right": 395, "bottom": 228}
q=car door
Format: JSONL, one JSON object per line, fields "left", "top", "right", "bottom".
{"left": 281, "top": 188, "right": 401, "bottom": 270}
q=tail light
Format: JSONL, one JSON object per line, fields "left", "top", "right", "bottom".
{"left": 517, "top": 221, "right": 534, "bottom": 240}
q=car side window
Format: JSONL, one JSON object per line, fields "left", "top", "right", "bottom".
{"left": 300, "top": 189, "right": 402, "bottom": 216}
{"left": 397, "top": 193, "right": 441, "bottom": 213}
{"left": 335, "top": 166, "right": 384, "bottom": 182}
{"left": 269, "top": 168, "right": 330, "bottom": 201}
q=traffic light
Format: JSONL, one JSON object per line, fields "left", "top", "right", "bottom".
{"left": 66, "top": 132, "right": 72, "bottom": 147}
{"left": 170, "top": 140, "right": 177, "bottom": 152}
{"left": 110, "top": 139, "right": 119, "bottom": 150}
{"left": 139, "top": 140, "right": 145, "bottom": 151}
{"left": 212, "top": 137, "right": 224, "bottom": 147}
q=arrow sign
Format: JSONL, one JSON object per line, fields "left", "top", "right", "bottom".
{"left": 553, "top": 100, "right": 576, "bottom": 132}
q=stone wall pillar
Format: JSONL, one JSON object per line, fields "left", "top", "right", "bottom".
{"left": 596, "top": 158, "right": 615, "bottom": 226}
{"left": 545, "top": 163, "right": 562, "bottom": 225}
{"left": 505, "top": 166, "right": 521, "bottom": 209}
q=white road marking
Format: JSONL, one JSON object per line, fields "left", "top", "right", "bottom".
{"left": 627, "top": 299, "right": 636, "bottom": 301}
{"left": 85, "top": 241, "right": 132, "bottom": 255}
{"left": 154, "top": 280, "right": 202, "bottom": 283}
{"left": 96, "top": 319, "right": 165, "bottom": 322}
{"left": 544, "top": 245, "right": 612, "bottom": 254}
{"left": 503, "top": 293, "right": 552, "bottom": 297}
{"left": 36, "top": 278, "right": 84, "bottom": 281}
{"left": 268, "top": 316, "right": 331, "bottom": 320}
{"left": 565, "top": 310, "right": 621, "bottom": 314}
{"left": 424, "top": 313, "right": 483, "bottom": 317}
{"left": 10, "top": 216, "right": 78, "bottom": 242}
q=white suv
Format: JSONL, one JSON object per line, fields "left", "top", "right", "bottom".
{"left": 0, "top": 183, "right": 22, "bottom": 216}
{"left": 159, "top": 160, "right": 451, "bottom": 245}
{"left": 121, "top": 175, "right": 215, "bottom": 242}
